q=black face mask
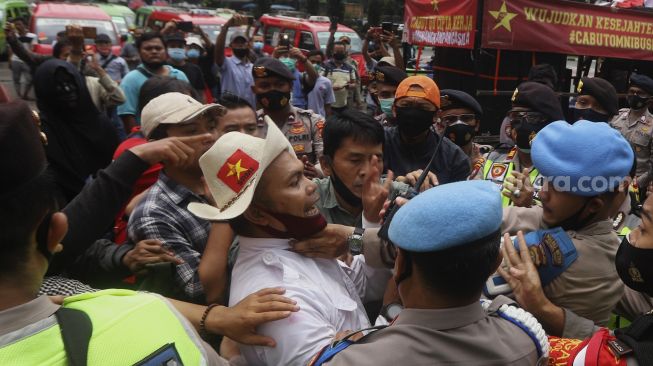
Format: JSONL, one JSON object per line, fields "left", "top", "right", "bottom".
{"left": 627, "top": 95, "right": 649, "bottom": 110}
{"left": 444, "top": 122, "right": 475, "bottom": 147}
{"left": 257, "top": 90, "right": 291, "bottom": 111}
{"left": 572, "top": 107, "right": 610, "bottom": 123}
{"left": 551, "top": 197, "right": 596, "bottom": 231}
{"left": 333, "top": 52, "right": 346, "bottom": 61}
{"left": 616, "top": 234, "right": 653, "bottom": 297}
{"left": 329, "top": 166, "right": 362, "bottom": 207}
{"left": 513, "top": 121, "right": 545, "bottom": 153}
{"left": 396, "top": 107, "right": 435, "bottom": 138}
{"left": 232, "top": 48, "right": 249, "bottom": 58}
{"left": 35, "top": 212, "right": 54, "bottom": 262}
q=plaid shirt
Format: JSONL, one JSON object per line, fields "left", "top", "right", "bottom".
{"left": 128, "top": 173, "right": 210, "bottom": 302}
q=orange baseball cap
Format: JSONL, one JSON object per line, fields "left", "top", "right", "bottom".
{"left": 395, "top": 76, "right": 441, "bottom": 108}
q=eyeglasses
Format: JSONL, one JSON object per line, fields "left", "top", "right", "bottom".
{"left": 440, "top": 114, "right": 476, "bottom": 126}
{"left": 507, "top": 110, "right": 547, "bottom": 126}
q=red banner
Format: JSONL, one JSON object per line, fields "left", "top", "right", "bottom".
{"left": 482, "top": 0, "right": 653, "bottom": 61}
{"left": 404, "top": 0, "right": 478, "bottom": 49}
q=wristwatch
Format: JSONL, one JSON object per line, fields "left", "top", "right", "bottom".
{"left": 380, "top": 302, "right": 404, "bottom": 322}
{"left": 347, "top": 227, "right": 365, "bottom": 255}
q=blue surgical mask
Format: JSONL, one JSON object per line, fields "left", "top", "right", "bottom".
{"left": 186, "top": 48, "right": 201, "bottom": 59}
{"left": 168, "top": 48, "right": 186, "bottom": 62}
{"left": 280, "top": 57, "right": 296, "bottom": 72}
{"left": 313, "top": 63, "right": 323, "bottom": 74}
{"left": 379, "top": 97, "right": 394, "bottom": 115}
{"left": 253, "top": 41, "right": 264, "bottom": 51}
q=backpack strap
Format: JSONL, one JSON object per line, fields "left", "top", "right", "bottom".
{"left": 136, "top": 66, "right": 153, "bottom": 79}
{"left": 615, "top": 313, "right": 653, "bottom": 366}
{"left": 55, "top": 307, "right": 93, "bottom": 366}
{"left": 101, "top": 54, "right": 117, "bottom": 70}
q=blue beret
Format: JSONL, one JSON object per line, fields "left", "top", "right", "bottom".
{"left": 440, "top": 89, "right": 483, "bottom": 116}
{"left": 388, "top": 180, "right": 502, "bottom": 252}
{"left": 630, "top": 73, "right": 653, "bottom": 96}
{"left": 531, "top": 120, "right": 634, "bottom": 196}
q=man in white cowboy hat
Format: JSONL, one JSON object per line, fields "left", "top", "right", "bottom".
{"left": 189, "top": 117, "right": 372, "bottom": 366}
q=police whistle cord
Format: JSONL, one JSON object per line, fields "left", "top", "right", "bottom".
{"left": 377, "top": 134, "right": 445, "bottom": 241}
{"left": 480, "top": 299, "right": 549, "bottom": 360}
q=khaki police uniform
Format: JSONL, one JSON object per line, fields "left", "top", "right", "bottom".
{"left": 503, "top": 206, "right": 624, "bottom": 326}
{"left": 257, "top": 107, "right": 325, "bottom": 164}
{"left": 473, "top": 147, "right": 544, "bottom": 207}
{"left": 611, "top": 108, "right": 653, "bottom": 188}
{"left": 468, "top": 142, "right": 493, "bottom": 178}
{"left": 322, "top": 296, "right": 539, "bottom": 365}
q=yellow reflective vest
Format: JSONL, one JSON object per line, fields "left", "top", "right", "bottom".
{"left": 482, "top": 147, "right": 543, "bottom": 207}
{"left": 0, "top": 289, "right": 207, "bottom": 365}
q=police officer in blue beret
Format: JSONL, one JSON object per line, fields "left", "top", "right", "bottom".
{"left": 611, "top": 72, "right": 653, "bottom": 190}
{"left": 438, "top": 89, "right": 492, "bottom": 177}
{"left": 502, "top": 120, "right": 634, "bottom": 331}
{"left": 310, "top": 181, "right": 543, "bottom": 366}
{"left": 473, "top": 81, "right": 564, "bottom": 208}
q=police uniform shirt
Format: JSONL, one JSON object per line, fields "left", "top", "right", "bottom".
{"left": 502, "top": 206, "right": 624, "bottom": 326}
{"left": 323, "top": 297, "right": 538, "bottom": 365}
{"left": 257, "top": 107, "right": 325, "bottom": 164}
{"left": 473, "top": 148, "right": 544, "bottom": 206}
{"left": 611, "top": 108, "right": 653, "bottom": 187}
{"left": 0, "top": 295, "right": 227, "bottom": 365}
{"left": 383, "top": 127, "right": 471, "bottom": 183}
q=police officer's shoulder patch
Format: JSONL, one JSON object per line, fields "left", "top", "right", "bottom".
{"left": 490, "top": 163, "right": 509, "bottom": 180}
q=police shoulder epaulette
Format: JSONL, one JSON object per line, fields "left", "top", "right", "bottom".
{"left": 481, "top": 300, "right": 549, "bottom": 361}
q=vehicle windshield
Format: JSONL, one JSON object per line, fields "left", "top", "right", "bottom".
{"left": 124, "top": 14, "right": 135, "bottom": 28}
{"left": 199, "top": 24, "right": 221, "bottom": 40}
{"left": 317, "top": 31, "right": 362, "bottom": 53}
{"left": 112, "top": 16, "right": 128, "bottom": 34}
{"left": 35, "top": 18, "right": 117, "bottom": 44}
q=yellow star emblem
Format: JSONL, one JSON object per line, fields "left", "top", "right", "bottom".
{"left": 431, "top": 0, "right": 439, "bottom": 12}
{"left": 489, "top": 1, "right": 517, "bottom": 32}
{"left": 226, "top": 159, "right": 248, "bottom": 180}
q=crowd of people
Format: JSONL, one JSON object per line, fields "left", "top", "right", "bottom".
{"left": 1, "top": 11, "right": 653, "bottom": 366}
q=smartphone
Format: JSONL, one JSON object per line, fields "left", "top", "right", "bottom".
{"left": 247, "top": 16, "right": 254, "bottom": 26}
{"left": 381, "top": 22, "right": 393, "bottom": 33}
{"left": 279, "top": 32, "right": 290, "bottom": 47}
{"left": 177, "top": 21, "right": 193, "bottom": 32}
{"left": 82, "top": 26, "right": 97, "bottom": 39}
